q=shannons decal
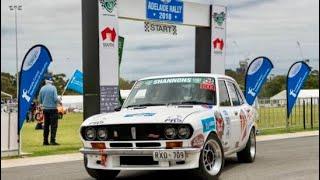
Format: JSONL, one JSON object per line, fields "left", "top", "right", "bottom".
{"left": 201, "top": 117, "right": 216, "bottom": 133}
{"left": 143, "top": 77, "right": 214, "bottom": 86}
{"left": 153, "top": 78, "right": 192, "bottom": 84}
{"left": 124, "top": 113, "right": 156, "bottom": 117}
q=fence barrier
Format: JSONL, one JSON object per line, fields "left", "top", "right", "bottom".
{"left": 1, "top": 103, "right": 19, "bottom": 157}
{"left": 257, "top": 97, "right": 319, "bottom": 130}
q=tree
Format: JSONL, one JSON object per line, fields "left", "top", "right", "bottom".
{"left": 225, "top": 69, "right": 245, "bottom": 90}
{"left": 303, "top": 70, "right": 319, "bottom": 89}
{"left": 259, "top": 75, "right": 286, "bottom": 98}
{"left": 119, "top": 78, "right": 135, "bottom": 90}
{"left": 1, "top": 72, "right": 16, "bottom": 98}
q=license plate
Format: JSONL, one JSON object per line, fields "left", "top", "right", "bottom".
{"left": 153, "top": 150, "right": 185, "bottom": 161}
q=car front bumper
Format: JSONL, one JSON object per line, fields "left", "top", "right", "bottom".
{"left": 80, "top": 147, "right": 201, "bottom": 170}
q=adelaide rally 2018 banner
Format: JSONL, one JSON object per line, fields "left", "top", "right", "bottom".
{"left": 286, "top": 61, "right": 311, "bottom": 118}
{"left": 18, "top": 45, "right": 52, "bottom": 133}
{"left": 245, "top": 56, "right": 274, "bottom": 105}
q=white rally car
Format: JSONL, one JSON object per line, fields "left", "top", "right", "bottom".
{"left": 80, "top": 74, "right": 258, "bottom": 179}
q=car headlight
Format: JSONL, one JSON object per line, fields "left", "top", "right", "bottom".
{"left": 97, "top": 128, "right": 108, "bottom": 141}
{"left": 85, "top": 127, "right": 96, "bottom": 141}
{"left": 178, "top": 125, "right": 191, "bottom": 139}
{"left": 164, "top": 126, "right": 177, "bottom": 139}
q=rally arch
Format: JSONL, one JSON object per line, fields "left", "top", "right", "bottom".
{"left": 82, "top": 0, "right": 227, "bottom": 119}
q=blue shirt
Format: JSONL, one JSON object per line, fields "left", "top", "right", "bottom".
{"left": 39, "top": 83, "right": 60, "bottom": 109}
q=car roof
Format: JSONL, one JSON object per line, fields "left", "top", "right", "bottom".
{"left": 139, "top": 73, "right": 236, "bottom": 82}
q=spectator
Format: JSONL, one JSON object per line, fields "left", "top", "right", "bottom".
{"left": 38, "top": 76, "right": 62, "bottom": 146}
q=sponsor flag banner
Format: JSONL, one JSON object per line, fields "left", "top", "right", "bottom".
{"left": 118, "top": 36, "right": 124, "bottom": 65}
{"left": 98, "top": 0, "right": 120, "bottom": 113}
{"left": 118, "top": 36, "right": 125, "bottom": 104}
{"left": 286, "top": 61, "right": 311, "bottom": 118}
{"left": 245, "top": 56, "right": 274, "bottom": 106}
{"left": 65, "top": 70, "right": 83, "bottom": 94}
{"left": 211, "top": 5, "right": 227, "bottom": 74}
{"left": 18, "top": 45, "right": 52, "bottom": 133}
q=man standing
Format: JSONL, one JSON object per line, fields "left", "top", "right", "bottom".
{"left": 39, "top": 76, "right": 62, "bottom": 145}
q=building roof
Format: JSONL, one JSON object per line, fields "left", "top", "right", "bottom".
{"left": 270, "top": 89, "right": 319, "bottom": 100}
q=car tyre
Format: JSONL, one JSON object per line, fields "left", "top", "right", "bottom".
{"left": 237, "top": 128, "right": 256, "bottom": 163}
{"left": 194, "top": 133, "right": 224, "bottom": 180}
{"left": 83, "top": 155, "right": 120, "bottom": 180}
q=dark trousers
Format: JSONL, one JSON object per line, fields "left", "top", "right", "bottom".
{"left": 43, "top": 109, "right": 58, "bottom": 143}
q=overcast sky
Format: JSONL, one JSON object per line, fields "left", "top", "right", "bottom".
{"left": 1, "top": 0, "right": 319, "bottom": 80}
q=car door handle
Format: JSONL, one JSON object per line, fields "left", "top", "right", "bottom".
{"left": 234, "top": 111, "right": 238, "bottom": 116}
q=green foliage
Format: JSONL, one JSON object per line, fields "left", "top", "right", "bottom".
{"left": 259, "top": 75, "right": 286, "bottom": 98}
{"left": 1, "top": 72, "right": 17, "bottom": 98}
{"left": 119, "top": 77, "right": 135, "bottom": 90}
{"left": 304, "top": 70, "right": 319, "bottom": 89}
{"left": 52, "top": 73, "right": 67, "bottom": 95}
{"left": 225, "top": 69, "right": 245, "bottom": 90}
{"left": 1, "top": 69, "right": 318, "bottom": 99}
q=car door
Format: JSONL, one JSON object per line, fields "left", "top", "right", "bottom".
{"left": 225, "top": 80, "right": 246, "bottom": 149}
{"left": 217, "top": 79, "right": 234, "bottom": 151}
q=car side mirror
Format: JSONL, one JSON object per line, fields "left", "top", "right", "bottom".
{"left": 114, "top": 106, "right": 122, "bottom": 112}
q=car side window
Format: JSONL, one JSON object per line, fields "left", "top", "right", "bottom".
{"left": 234, "top": 84, "right": 245, "bottom": 105}
{"left": 226, "top": 81, "right": 241, "bottom": 106}
{"left": 218, "top": 80, "right": 231, "bottom": 106}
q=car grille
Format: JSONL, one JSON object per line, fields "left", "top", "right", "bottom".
{"left": 81, "top": 124, "right": 193, "bottom": 141}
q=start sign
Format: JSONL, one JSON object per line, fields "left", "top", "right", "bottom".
{"left": 146, "top": 0, "right": 184, "bottom": 24}
{"left": 144, "top": 21, "right": 177, "bottom": 35}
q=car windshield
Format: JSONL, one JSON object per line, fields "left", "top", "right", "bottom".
{"left": 123, "top": 77, "right": 217, "bottom": 108}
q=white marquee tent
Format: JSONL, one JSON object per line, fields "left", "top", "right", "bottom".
{"left": 270, "top": 89, "right": 319, "bottom": 106}
{"left": 60, "top": 90, "right": 131, "bottom": 110}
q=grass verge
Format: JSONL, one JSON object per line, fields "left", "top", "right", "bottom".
{"left": 20, "top": 113, "right": 83, "bottom": 157}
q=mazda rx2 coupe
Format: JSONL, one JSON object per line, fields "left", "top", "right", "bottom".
{"left": 80, "top": 74, "right": 258, "bottom": 179}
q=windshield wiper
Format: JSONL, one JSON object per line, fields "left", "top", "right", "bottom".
{"left": 125, "top": 103, "right": 166, "bottom": 108}
{"left": 169, "top": 101, "right": 214, "bottom": 106}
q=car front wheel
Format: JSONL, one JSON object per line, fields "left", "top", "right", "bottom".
{"left": 194, "top": 133, "right": 224, "bottom": 180}
{"left": 237, "top": 128, "right": 256, "bottom": 163}
{"left": 83, "top": 155, "right": 120, "bottom": 180}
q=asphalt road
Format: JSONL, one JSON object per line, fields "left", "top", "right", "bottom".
{"left": 2, "top": 136, "right": 319, "bottom": 180}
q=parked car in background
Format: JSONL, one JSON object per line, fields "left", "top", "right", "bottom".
{"left": 80, "top": 74, "right": 258, "bottom": 180}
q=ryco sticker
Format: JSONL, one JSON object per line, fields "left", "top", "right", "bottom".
{"left": 201, "top": 117, "right": 215, "bottom": 133}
